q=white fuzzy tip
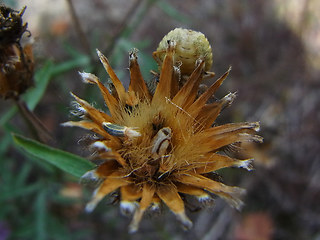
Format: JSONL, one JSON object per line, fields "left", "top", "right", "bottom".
{"left": 223, "top": 92, "right": 236, "bottom": 103}
{"left": 197, "top": 194, "right": 214, "bottom": 207}
{"left": 237, "top": 159, "right": 254, "bottom": 171}
{"left": 78, "top": 71, "right": 95, "bottom": 83}
{"left": 80, "top": 170, "right": 100, "bottom": 184}
{"left": 252, "top": 122, "right": 261, "bottom": 132}
{"left": 120, "top": 201, "right": 137, "bottom": 216}
{"left": 150, "top": 202, "right": 161, "bottom": 212}
{"left": 60, "top": 121, "right": 74, "bottom": 127}
{"left": 90, "top": 141, "right": 111, "bottom": 152}
{"left": 85, "top": 202, "right": 97, "bottom": 213}
{"left": 96, "top": 48, "right": 102, "bottom": 57}
{"left": 197, "top": 194, "right": 211, "bottom": 202}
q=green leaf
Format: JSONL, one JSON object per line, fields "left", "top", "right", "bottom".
{"left": 0, "top": 106, "right": 17, "bottom": 126}
{"left": 50, "top": 56, "right": 90, "bottom": 75}
{"left": 35, "top": 190, "right": 47, "bottom": 240}
{"left": 0, "top": 130, "right": 12, "bottom": 155}
{"left": 12, "top": 134, "right": 95, "bottom": 178}
{"left": 24, "top": 60, "right": 54, "bottom": 110}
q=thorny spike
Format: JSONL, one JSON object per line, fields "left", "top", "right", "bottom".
{"left": 128, "top": 49, "right": 152, "bottom": 100}
{"left": 152, "top": 40, "right": 176, "bottom": 104}
{"left": 19, "top": 6, "right": 27, "bottom": 16}
{"left": 96, "top": 49, "right": 127, "bottom": 103}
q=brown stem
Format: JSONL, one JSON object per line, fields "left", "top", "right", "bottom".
{"left": 103, "top": 0, "right": 143, "bottom": 56}
{"left": 65, "top": 0, "right": 94, "bottom": 62}
{"left": 15, "top": 99, "right": 53, "bottom": 144}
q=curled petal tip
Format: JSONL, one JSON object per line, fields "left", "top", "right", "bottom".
{"left": 78, "top": 71, "right": 90, "bottom": 81}
{"left": 80, "top": 170, "right": 101, "bottom": 185}
{"left": 238, "top": 159, "right": 254, "bottom": 171}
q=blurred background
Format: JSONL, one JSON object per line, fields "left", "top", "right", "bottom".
{"left": 1, "top": 0, "right": 319, "bottom": 239}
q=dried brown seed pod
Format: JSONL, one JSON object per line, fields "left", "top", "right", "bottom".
{"left": 0, "top": 5, "right": 33, "bottom": 99}
{"left": 0, "top": 43, "right": 34, "bottom": 99}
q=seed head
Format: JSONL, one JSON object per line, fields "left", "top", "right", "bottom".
{"left": 64, "top": 29, "right": 262, "bottom": 232}
{"left": 0, "top": 5, "right": 33, "bottom": 99}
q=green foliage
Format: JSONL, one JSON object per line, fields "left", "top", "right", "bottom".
{"left": 13, "top": 134, "right": 95, "bottom": 178}
{"left": 0, "top": 46, "right": 93, "bottom": 239}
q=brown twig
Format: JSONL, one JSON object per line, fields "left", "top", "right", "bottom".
{"left": 102, "top": 0, "right": 144, "bottom": 56}
{"left": 65, "top": 0, "right": 94, "bottom": 62}
{"left": 15, "top": 99, "right": 53, "bottom": 144}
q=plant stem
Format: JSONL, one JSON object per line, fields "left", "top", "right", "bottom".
{"left": 65, "top": 0, "right": 94, "bottom": 62}
{"left": 15, "top": 99, "right": 53, "bottom": 144}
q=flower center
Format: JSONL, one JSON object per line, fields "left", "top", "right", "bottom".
{"left": 129, "top": 126, "right": 173, "bottom": 181}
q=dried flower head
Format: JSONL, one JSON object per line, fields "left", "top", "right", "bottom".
{"left": 0, "top": 5, "right": 28, "bottom": 45}
{"left": 0, "top": 5, "right": 33, "bottom": 99}
{"left": 0, "top": 43, "right": 33, "bottom": 99}
{"left": 64, "top": 29, "right": 262, "bottom": 233}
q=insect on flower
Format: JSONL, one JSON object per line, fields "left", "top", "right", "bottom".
{"left": 63, "top": 29, "right": 262, "bottom": 233}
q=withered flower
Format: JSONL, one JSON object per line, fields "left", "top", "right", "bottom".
{"left": 63, "top": 29, "right": 262, "bottom": 233}
{"left": 0, "top": 6, "right": 28, "bottom": 45}
{"left": 0, "top": 5, "right": 33, "bottom": 99}
{"left": 0, "top": 43, "right": 33, "bottom": 99}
